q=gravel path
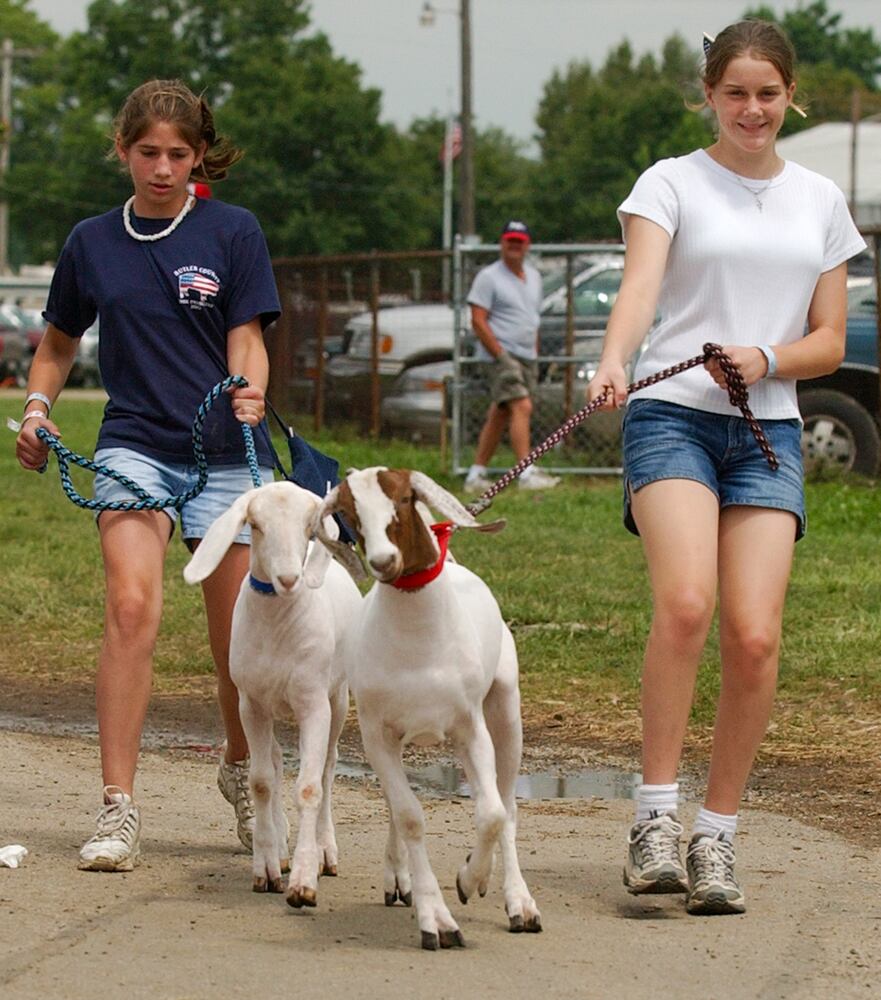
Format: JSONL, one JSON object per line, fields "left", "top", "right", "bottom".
{"left": 1, "top": 730, "right": 879, "bottom": 999}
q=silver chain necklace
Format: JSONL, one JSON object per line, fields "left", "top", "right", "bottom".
{"left": 122, "top": 194, "right": 195, "bottom": 241}
{"left": 732, "top": 174, "right": 774, "bottom": 213}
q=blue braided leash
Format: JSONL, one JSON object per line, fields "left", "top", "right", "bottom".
{"left": 35, "top": 375, "right": 264, "bottom": 512}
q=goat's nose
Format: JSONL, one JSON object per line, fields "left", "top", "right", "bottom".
{"left": 369, "top": 554, "right": 399, "bottom": 576}
{"left": 276, "top": 573, "right": 299, "bottom": 592}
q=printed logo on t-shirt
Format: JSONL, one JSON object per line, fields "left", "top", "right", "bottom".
{"left": 174, "top": 265, "right": 221, "bottom": 310}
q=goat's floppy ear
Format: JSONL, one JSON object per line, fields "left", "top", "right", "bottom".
{"left": 183, "top": 491, "right": 255, "bottom": 584}
{"left": 313, "top": 488, "right": 368, "bottom": 582}
{"left": 409, "top": 471, "right": 506, "bottom": 533}
{"left": 304, "top": 511, "right": 338, "bottom": 588}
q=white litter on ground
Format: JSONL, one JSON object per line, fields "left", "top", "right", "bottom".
{"left": 0, "top": 844, "right": 28, "bottom": 868}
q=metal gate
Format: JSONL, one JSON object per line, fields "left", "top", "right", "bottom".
{"left": 451, "top": 237, "right": 627, "bottom": 477}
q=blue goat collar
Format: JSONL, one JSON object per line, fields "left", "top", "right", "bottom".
{"left": 248, "top": 574, "right": 276, "bottom": 596}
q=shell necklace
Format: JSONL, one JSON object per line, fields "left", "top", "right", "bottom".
{"left": 122, "top": 194, "right": 195, "bottom": 241}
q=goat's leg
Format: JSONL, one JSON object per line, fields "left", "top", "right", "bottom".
{"left": 453, "top": 718, "right": 507, "bottom": 905}
{"left": 383, "top": 807, "right": 412, "bottom": 907}
{"left": 239, "top": 695, "right": 286, "bottom": 893}
{"left": 361, "top": 719, "right": 463, "bottom": 950}
{"left": 483, "top": 642, "right": 542, "bottom": 933}
{"left": 316, "top": 683, "right": 347, "bottom": 876}
{"left": 286, "top": 699, "right": 331, "bottom": 909}
{"left": 270, "top": 735, "right": 291, "bottom": 874}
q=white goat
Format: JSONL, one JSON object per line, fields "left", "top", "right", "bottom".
{"left": 184, "top": 480, "right": 362, "bottom": 908}
{"left": 314, "top": 467, "right": 542, "bottom": 950}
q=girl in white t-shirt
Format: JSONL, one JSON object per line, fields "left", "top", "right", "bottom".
{"left": 588, "top": 20, "right": 865, "bottom": 915}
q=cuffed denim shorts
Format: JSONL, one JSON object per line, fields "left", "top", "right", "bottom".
{"left": 622, "top": 398, "right": 806, "bottom": 541}
{"left": 93, "top": 447, "right": 273, "bottom": 545}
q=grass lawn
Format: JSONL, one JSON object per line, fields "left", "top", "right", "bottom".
{"left": 2, "top": 393, "right": 880, "bottom": 766}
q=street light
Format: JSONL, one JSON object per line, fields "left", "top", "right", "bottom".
{"left": 419, "top": 1, "right": 475, "bottom": 240}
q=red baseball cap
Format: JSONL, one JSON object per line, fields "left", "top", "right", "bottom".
{"left": 500, "top": 219, "right": 531, "bottom": 242}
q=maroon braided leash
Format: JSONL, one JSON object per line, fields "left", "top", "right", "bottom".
{"left": 467, "top": 343, "right": 778, "bottom": 516}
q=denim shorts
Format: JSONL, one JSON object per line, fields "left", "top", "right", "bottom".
{"left": 93, "top": 447, "right": 273, "bottom": 545}
{"left": 622, "top": 399, "right": 806, "bottom": 541}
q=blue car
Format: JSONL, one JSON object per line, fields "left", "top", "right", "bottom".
{"left": 798, "top": 281, "right": 879, "bottom": 475}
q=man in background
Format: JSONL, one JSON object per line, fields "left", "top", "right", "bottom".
{"left": 463, "top": 220, "right": 560, "bottom": 493}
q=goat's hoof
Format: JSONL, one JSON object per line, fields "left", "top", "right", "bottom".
{"left": 320, "top": 862, "right": 338, "bottom": 877}
{"left": 280, "top": 860, "right": 291, "bottom": 875}
{"left": 269, "top": 877, "right": 285, "bottom": 893}
{"left": 384, "top": 886, "right": 412, "bottom": 907}
{"left": 479, "top": 884, "right": 488, "bottom": 898}
{"left": 439, "top": 929, "right": 466, "bottom": 949}
{"left": 421, "top": 931, "right": 439, "bottom": 951}
{"left": 455, "top": 872, "right": 468, "bottom": 905}
{"left": 508, "top": 913, "right": 543, "bottom": 934}
{"left": 252, "top": 876, "right": 268, "bottom": 893}
{"left": 287, "top": 886, "right": 317, "bottom": 909}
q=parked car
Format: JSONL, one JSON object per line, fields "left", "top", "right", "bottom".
{"left": 384, "top": 281, "right": 881, "bottom": 476}
{"left": 799, "top": 280, "right": 879, "bottom": 475}
{"left": 68, "top": 320, "right": 102, "bottom": 387}
{"left": 325, "top": 255, "right": 625, "bottom": 419}
{"left": 0, "top": 304, "right": 37, "bottom": 386}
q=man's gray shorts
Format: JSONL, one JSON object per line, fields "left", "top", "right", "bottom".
{"left": 484, "top": 352, "right": 538, "bottom": 405}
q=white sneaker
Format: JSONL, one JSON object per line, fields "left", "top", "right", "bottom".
{"left": 217, "top": 749, "right": 255, "bottom": 850}
{"left": 518, "top": 469, "right": 561, "bottom": 490}
{"left": 464, "top": 473, "right": 493, "bottom": 495}
{"left": 78, "top": 786, "right": 141, "bottom": 872}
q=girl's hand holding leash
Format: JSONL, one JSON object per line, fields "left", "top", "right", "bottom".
{"left": 587, "top": 359, "right": 628, "bottom": 410}
{"left": 705, "top": 345, "right": 771, "bottom": 391}
{"left": 229, "top": 383, "right": 265, "bottom": 426}
{"left": 15, "top": 413, "right": 59, "bottom": 472}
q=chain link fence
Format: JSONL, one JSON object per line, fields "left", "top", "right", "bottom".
{"left": 451, "top": 239, "right": 627, "bottom": 476}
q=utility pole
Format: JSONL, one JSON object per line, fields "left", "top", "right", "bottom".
{"left": 849, "top": 87, "right": 861, "bottom": 219}
{"left": 0, "top": 38, "right": 39, "bottom": 274}
{"left": 459, "top": 0, "right": 475, "bottom": 239}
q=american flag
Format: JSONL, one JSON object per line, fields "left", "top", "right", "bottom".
{"left": 179, "top": 272, "right": 220, "bottom": 298}
{"left": 438, "top": 122, "right": 462, "bottom": 164}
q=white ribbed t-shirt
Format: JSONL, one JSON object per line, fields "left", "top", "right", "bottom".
{"left": 618, "top": 148, "right": 866, "bottom": 419}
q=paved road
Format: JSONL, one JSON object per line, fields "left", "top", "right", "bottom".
{"left": 1, "top": 730, "right": 878, "bottom": 1000}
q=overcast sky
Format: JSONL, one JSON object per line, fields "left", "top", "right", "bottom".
{"left": 27, "top": 0, "right": 881, "bottom": 145}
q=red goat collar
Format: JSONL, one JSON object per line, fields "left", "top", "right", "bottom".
{"left": 390, "top": 521, "right": 454, "bottom": 591}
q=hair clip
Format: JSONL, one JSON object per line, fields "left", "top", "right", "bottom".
{"left": 702, "top": 32, "right": 715, "bottom": 56}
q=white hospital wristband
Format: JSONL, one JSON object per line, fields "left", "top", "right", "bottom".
{"left": 757, "top": 345, "right": 777, "bottom": 378}
{"left": 24, "top": 391, "right": 51, "bottom": 413}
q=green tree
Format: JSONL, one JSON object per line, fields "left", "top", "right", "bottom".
{"left": 7, "top": 0, "right": 436, "bottom": 259}
{"left": 745, "top": 1, "right": 881, "bottom": 88}
{"left": 533, "top": 36, "right": 711, "bottom": 240}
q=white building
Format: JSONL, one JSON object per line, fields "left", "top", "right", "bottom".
{"left": 777, "top": 121, "right": 881, "bottom": 227}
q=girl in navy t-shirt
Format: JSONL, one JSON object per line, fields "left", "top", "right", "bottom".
{"left": 16, "top": 80, "right": 281, "bottom": 871}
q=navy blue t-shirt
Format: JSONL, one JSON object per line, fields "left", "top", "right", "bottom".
{"left": 44, "top": 198, "right": 281, "bottom": 466}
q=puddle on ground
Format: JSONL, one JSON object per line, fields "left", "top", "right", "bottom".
{"left": 0, "top": 713, "right": 641, "bottom": 801}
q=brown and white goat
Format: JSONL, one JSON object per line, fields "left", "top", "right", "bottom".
{"left": 313, "top": 467, "right": 542, "bottom": 950}
{"left": 184, "top": 481, "right": 362, "bottom": 908}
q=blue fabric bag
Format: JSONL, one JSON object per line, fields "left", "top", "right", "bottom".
{"left": 262, "top": 400, "right": 356, "bottom": 545}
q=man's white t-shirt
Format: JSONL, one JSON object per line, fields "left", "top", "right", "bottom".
{"left": 467, "top": 258, "right": 543, "bottom": 361}
{"left": 618, "top": 148, "right": 866, "bottom": 420}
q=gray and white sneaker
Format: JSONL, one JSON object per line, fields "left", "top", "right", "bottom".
{"left": 218, "top": 751, "right": 255, "bottom": 850}
{"left": 464, "top": 473, "right": 493, "bottom": 495}
{"left": 686, "top": 832, "right": 746, "bottom": 915}
{"left": 78, "top": 785, "right": 141, "bottom": 872}
{"left": 624, "top": 812, "right": 688, "bottom": 894}
{"left": 518, "top": 469, "right": 561, "bottom": 491}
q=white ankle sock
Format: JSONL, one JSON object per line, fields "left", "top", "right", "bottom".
{"left": 635, "top": 782, "right": 679, "bottom": 823}
{"left": 693, "top": 807, "right": 738, "bottom": 842}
